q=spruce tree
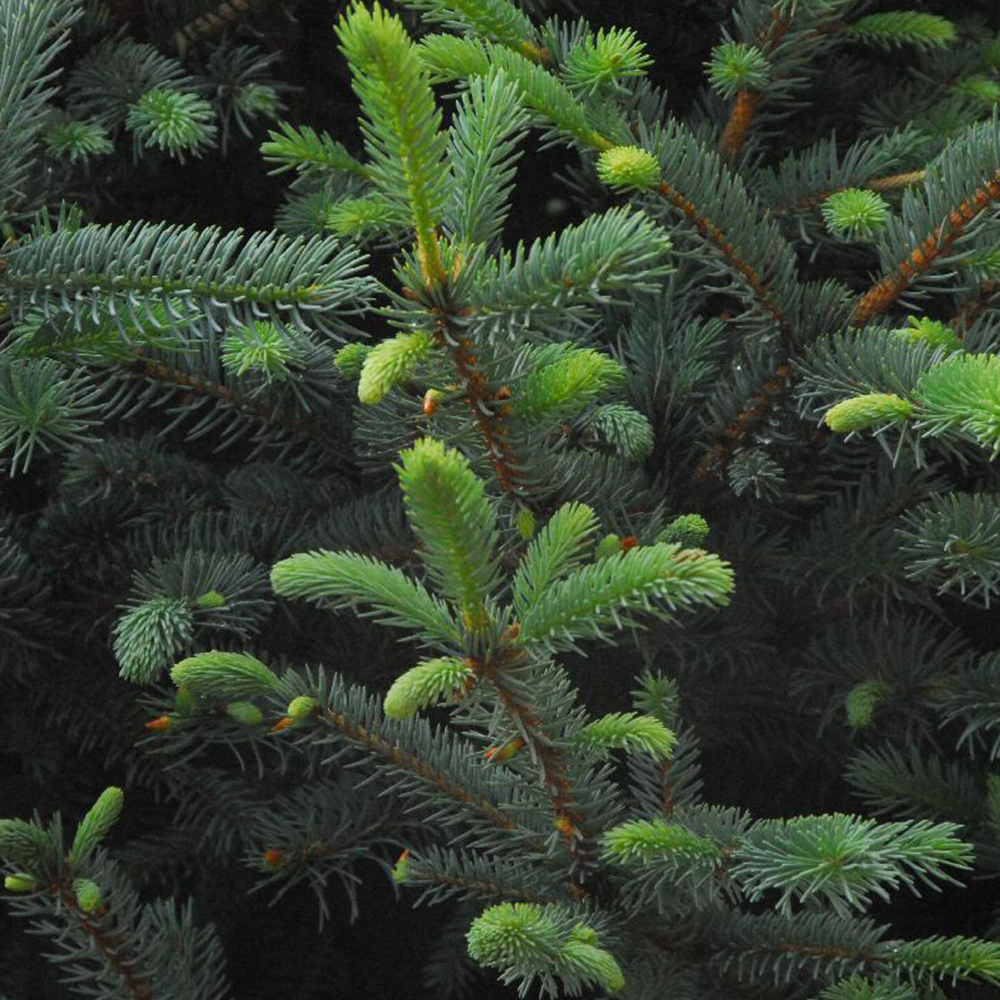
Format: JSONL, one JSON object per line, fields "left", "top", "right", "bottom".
{"left": 2, "top": 1, "right": 1000, "bottom": 998}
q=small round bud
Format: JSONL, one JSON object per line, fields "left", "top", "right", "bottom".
{"left": 515, "top": 509, "right": 536, "bottom": 540}
{"left": 391, "top": 848, "right": 410, "bottom": 882}
{"left": 193, "top": 590, "right": 225, "bottom": 609}
{"left": 422, "top": 389, "right": 442, "bottom": 416}
{"left": 596, "top": 145, "right": 660, "bottom": 191}
{"left": 174, "top": 687, "right": 197, "bottom": 715}
{"left": 226, "top": 701, "right": 263, "bottom": 726}
{"left": 594, "top": 534, "right": 622, "bottom": 561}
{"left": 74, "top": 878, "right": 103, "bottom": 913}
{"left": 4, "top": 874, "right": 37, "bottom": 892}
{"left": 845, "top": 679, "right": 892, "bottom": 728}
{"left": 821, "top": 188, "right": 890, "bottom": 241}
{"left": 287, "top": 696, "right": 318, "bottom": 720}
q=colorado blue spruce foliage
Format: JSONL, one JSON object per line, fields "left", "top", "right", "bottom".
{"left": 2, "top": 1, "right": 1000, "bottom": 998}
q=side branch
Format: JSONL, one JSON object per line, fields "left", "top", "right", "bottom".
{"left": 689, "top": 361, "right": 795, "bottom": 494}
{"left": 321, "top": 705, "right": 526, "bottom": 837}
{"left": 57, "top": 884, "right": 154, "bottom": 1000}
{"left": 433, "top": 314, "right": 529, "bottom": 499}
{"left": 656, "top": 180, "right": 790, "bottom": 332}
{"left": 473, "top": 643, "right": 593, "bottom": 897}
{"left": 851, "top": 170, "right": 1000, "bottom": 326}
{"left": 717, "top": 9, "right": 792, "bottom": 160}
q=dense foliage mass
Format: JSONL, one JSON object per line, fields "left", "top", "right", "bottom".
{"left": 2, "top": 1, "right": 1000, "bottom": 998}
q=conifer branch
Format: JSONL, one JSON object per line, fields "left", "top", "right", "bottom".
{"left": 172, "top": 0, "right": 272, "bottom": 60}
{"left": 851, "top": 168, "right": 1000, "bottom": 326}
{"left": 717, "top": 8, "right": 793, "bottom": 159}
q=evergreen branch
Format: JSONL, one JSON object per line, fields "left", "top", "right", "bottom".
{"left": 0, "top": 221, "right": 378, "bottom": 342}
{"left": 715, "top": 6, "right": 794, "bottom": 159}
{"left": 64, "top": 37, "right": 191, "bottom": 132}
{"left": 417, "top": 33, "right": 609, "bottom": 150}
{"left": 851, "top": 114, "right": 1000, "bottom": 326}
{"left": 512, "top": 501, "right": 600, "bottom": 621}
{"left": 1, "top": 807, "right": 230, "bottom": 1000}
{"left": 875, "top": 935, "right": 1000, "bottom": 986}
{"left": 938, "top": 651, "right": 1000, "bottom": 760}
{"left": 444, "top": 68, "right": 529, "bottom": 253}
{"left": 845, "top": 745, "right": 984, "bottom": 823}
{"left": 814, "top": 973, "right": 919, "bottom": 1000}
{"left": 431, "top": 315, "right": 531, "bottom": 499}
{"left": 517, "top": 543, "right": 734, "bottom": 653}
{"left": 394, "top": 0, "right": 541, "bottom": 61}
{"left": 313, "top": 687, "right": 529, "bottom": 839}
{"left": 270, "top": 549, "right": 461, "bottom": 647}
{"left": 335, "top": 2, "right": 451, "bottom": 287}
{"left": 470, "top": 205, "right": 674, "bottom": 339}
{"left": 395, "top": 437, "right": 503, "bottom": 627}
{"left": 705, "top": 910, "right": 888, "bottom": 986}
{"left": 0, "top": 0, "right": 83, "bottom": 227}
{"left": 172, "top": 0, "right": 271, "bottom": 60}
{"left": 732, "top": 815, "right": 973, "bottom": 918}
{"left": 897, "top": 491, "right": 1000, "bottom": 606}
{"left": 0, "top": 358, "right": 105, "bottom": 475}
{"left": 841, "top": 13, "right": 956, "bottom": 53}
{"left": 260, "top": 121, "right": 371, "bottom": 178}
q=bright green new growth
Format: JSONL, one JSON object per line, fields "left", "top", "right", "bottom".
{"left": 383, "top": 656, "right": 474, "bottom": 718}
{"left": 824, "top": 393, "right": 914, "bottom": 432}
{"left": 73, "top": 877, "right": 103, "bottom": 912}
{"left": 821, "top": 188, "right": 890, "bottom": 242}
{"left": 395, "top": 436, "right": 503, "bottom": 629}
{"left": 466, "top": 903, "right": 625, "bottom": 997}
{"left": 221, "top": 320, "right": 294, "bottom": 381}
{"left": 597, "top": 145, "right": 661, "bottom": 192}
{"left": 705, "top": 41, "right": 770, "bottom": 99}
{"left": 358, "top": 329, "right": 435, "bottom": 403}
{"left": 602, "top": 817, "right": 721, "bottom": 863}
{"left": 125, "top": 88, "right": 217, "bottom": 163}
{"left": 334, "top": 342, "right": 371, "bottom": 378}
{"left": 893, "top": 315, "right": 962, "bottom": 353}
{"left": 845, "top": 679, "right": 893, "bottom": 729}
{"left": 842, "top": 12, "right": 956, "bottom": 52}
{"left": 512, "top": 500, "right": 600, "bottom": 620}
{"left": 335, "top": 1, "right": 450, "bottom": 286}
{"left": 913, "top": 353, "right": 1000, "bottom": 457}
{"left": 512, "top": 347, "right": 627, "bottom": 423}
{"left": 658, "top": 513, "right": 710, "bottom": 548}
{"left": 170, "top": 651, "right": 281, "bottom": 700}
{"left": 516, "top": 542, "right": 734, "bottom": 653}
{"left": 70, "top": 786, "right": 123, "bottom": 865}
{"left": 562, "top": 26, "right": 653, "bottom": 96}
{"left": 225, "top": 701, "right": 264, "bottom": 726}
{"left": 571, "top": 712, "right": 676, "bottom": 760}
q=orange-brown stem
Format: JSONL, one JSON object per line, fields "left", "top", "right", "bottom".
{"left": 852, "top": 171, "right": 1000, "bottom": 326}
